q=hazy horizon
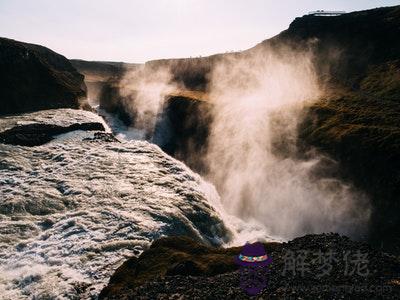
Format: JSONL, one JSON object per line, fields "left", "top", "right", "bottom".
{"left": 1, "top": 0, "right": 399, "bottom": 63}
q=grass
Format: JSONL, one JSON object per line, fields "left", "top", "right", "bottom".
{"left": 99, "top": 236, "right": 282, "bottom": 298}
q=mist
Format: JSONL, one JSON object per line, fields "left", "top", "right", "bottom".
{"left": 109, "top": 44, "right": 371, "bottom": 243}
{"left": 205, "top": 45, "right": 371, "bottom": 240}
{"left": 117, "top": 65, "right": 177, "bottom": 139}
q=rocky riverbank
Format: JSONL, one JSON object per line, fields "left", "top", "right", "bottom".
{"left": 100, "top": 234, "right": 400, "bottom": 299}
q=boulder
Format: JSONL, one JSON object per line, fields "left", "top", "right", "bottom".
{"left": 0, "top": 122, "right": 105, "bottom": 146}
{"left": 0, "top": 37, "right": 87, "bottom": 115}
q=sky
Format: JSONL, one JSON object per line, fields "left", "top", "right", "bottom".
{"left": 1, "top": 0, "right": 399, "bottom": 63}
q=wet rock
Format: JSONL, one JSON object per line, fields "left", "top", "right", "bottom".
{"left": 153, "top": 95, "right": 212, "bottom": 174}
{"left": 83, "top": 132, "right": 120, "bottom": 143}
{"left": 0, "top": 122, "right": 105, "bottom": 146}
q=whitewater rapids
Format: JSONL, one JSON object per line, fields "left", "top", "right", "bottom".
{"left": 0, "top": 109, "right": 229, "bottom": 299}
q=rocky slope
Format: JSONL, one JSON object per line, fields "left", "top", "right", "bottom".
{"left": 100, "top": 234, "right": 400, "bottom": 299}
{"left": 0, "top": 38, "right": 88, "bottom": 115}
{"left": 267, "top": 6, "right": 400, "bottom": 253}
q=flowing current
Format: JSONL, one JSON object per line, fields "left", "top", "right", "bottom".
{"left": 0, "top": 109, "right": 235, "bottom": 299}
{"left": 0, "top": 48, "right": 370, "bottom": 299}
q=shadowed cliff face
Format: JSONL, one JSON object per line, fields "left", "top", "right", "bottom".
{"left": 267, "top": 6, "right": 400, "bottom": 253}
{"left": 98, "top": 80, "right": 133, "bottom": 126}
{"left": 0, "top": 38, "right": 88, "bottom": 115}
{"left": 96, "top": 85, "right": 212, "bottom": 173}
{"left": 153, "top": 95, "right": 212, "bottom": 173}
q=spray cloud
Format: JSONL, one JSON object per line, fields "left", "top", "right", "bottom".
{"left": 118, "top": 65, "right": 177, "bottom": 139}
{"left": 112, "top": 44, "right": 370, "bottom": 242}
{"left": 205, "top": 45, "right": 370, "bottom": 240}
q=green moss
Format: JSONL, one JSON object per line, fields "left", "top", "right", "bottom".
{"left": 99, "top": 236, "right": 281, "bottom": 298}
{"left": 299, "top": 85, "right": 400, "bottom": 253}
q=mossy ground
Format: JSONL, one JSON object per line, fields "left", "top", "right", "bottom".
{"left": 100, "top": 235, "right": 400, "bottom": 299}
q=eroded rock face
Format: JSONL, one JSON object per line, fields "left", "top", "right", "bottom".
{"left": 0, "top": 37, "right": 87, "bottom": 115}
{"left": 98, "top": 80, "right": 133, "bottom": 126}
{"left": 153, "top": 96, "right": 212, "bottom": 173}
{"left": 95, "top": 87, "right": 212, "bottom": 173}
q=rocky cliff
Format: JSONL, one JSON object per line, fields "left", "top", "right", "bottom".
{"left": 96, "top": 6, "right": 400, "bottom": 298}
{"left": 71, "top": 5, "right": 400, "bottom": 254}
{"left": 267, "top": 6, "right": 400, "bottom": 253}
{"left": 138, "top": 6, "right": 400, "bottom": 253}
{"left": 0, "top": 38, "right": 88, "bottom": 115}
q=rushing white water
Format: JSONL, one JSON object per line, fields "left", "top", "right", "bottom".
{"left": 0, "top": 109, "right": 230, "bottom": 299}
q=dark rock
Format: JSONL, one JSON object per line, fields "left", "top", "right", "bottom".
{"left": 0, "top": 122, "right": 105, "bottom": 146}
{"left": 153, "top": 95, "right": 212, "bottom": 174}
{"left": 99, "top": 234, "right": 400, "bottom": 299}
{"left": 99, "top": 236, "right": 242, "bottom": 299}
{"left": 83, "top": 132, "right": 120, "bottom": 143}
{"left": 166, "top": 260, "right": 203, "bottom": 276}
{"left": 98, "top": 80, "right": 133, "bottom": 126}
{"left": 0, "top": 37, "right": 88, "bottom": 115}
{"left": 298, "top": 92, "right": 400, "bottom": 254}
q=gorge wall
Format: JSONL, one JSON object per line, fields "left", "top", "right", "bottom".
{"left": 78, "top": 5, "right": 400, "bottom": 253}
